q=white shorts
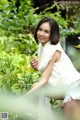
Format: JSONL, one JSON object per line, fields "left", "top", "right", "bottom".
{"left": 63, "top": 79, "right": 80, "bottom": 103}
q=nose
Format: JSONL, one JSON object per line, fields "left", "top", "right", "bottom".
{"left": 40, "top": 31, "right": 44, "bottom": 36}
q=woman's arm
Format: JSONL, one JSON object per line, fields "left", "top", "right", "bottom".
{"left": 26, "top": 50, "right": 61, "bottom": 95}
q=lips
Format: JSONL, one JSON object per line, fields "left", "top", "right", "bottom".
{"left": 38, "top": 36, "right": 45, "bottom": 41}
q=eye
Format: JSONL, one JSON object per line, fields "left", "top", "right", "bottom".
{"left": 44, "top": 30, "right": 50, "bottom": 33}
{"left": 38, "top": 28, "right": 42, "bottom": 31}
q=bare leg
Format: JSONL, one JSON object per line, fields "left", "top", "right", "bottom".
{"left": 64, "top": 99, "right": 80, "bottom": 120}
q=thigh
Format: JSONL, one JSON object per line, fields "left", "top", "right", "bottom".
{"left": 64, "top": 99, "right": 80, "bottom": 111}
{"left": 64, "top": 99, "right": 80, "bottom": 120}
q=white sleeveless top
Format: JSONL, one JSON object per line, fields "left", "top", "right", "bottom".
{"left": 38, "top": 41, "right": 80, "bottom": 87}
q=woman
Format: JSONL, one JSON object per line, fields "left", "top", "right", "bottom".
{"left": 27, "top": 17, "right": 80, "bottom": 120}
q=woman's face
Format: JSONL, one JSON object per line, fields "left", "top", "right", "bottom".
{"left": 37, "top": 22, "right": 50, "bottom": 45}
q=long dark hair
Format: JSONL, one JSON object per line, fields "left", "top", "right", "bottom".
{"left": 34, "top": 17, "right": 59, "bottom": 45}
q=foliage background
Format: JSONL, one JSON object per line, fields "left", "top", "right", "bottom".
{"left": 0, "top": 0, "right": 80, "bottom": 119}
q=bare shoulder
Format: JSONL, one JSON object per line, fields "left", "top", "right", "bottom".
{"left": 52, "top": 50, "right": 61, "bottom": 63}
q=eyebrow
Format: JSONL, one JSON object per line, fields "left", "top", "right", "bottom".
{"left": 39, "top": 27, "right": 50, "bottom": 32}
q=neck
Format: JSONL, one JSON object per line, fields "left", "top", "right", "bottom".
{"left": 41, "top": 41, "right": 50, "bottom": 46}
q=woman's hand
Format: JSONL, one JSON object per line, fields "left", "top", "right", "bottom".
{"left": 30, "top": 59, "right": 38, "bottom": 70}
